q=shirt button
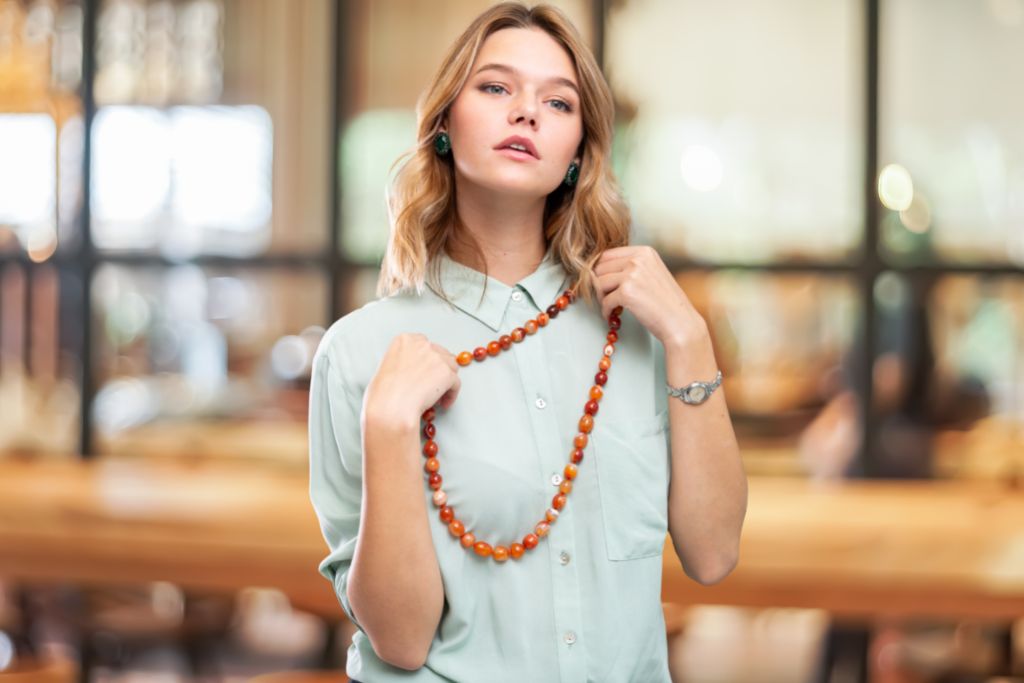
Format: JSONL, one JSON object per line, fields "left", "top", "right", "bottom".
{"left": 563, "top": 631, "right": 577, "bottom": 645}
{"left": 511, "top": 291, "right": 523, "bottom": 302}
{"left": 550, "top": 473, "right": 563, "bottom": 486}
{"left": 535, "top": 397, "right": 546, "bottom": 409}
{"left": 559, "top": 551, "right": 571, "bottom": 565}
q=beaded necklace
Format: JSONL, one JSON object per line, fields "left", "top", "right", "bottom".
{"left": 420, "top": 287, "right": 623, "bottom": 563}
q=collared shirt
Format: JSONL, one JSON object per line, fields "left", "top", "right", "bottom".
{"left": 308, "top": 246, "right": 673, "bottom": 683}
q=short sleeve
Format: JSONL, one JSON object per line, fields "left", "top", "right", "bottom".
{"left": 308, "top": 340, "right": 365, "bottom": 629}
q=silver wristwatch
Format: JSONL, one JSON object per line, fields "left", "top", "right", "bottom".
{"left": 666, "top": 370, "right": 723, "bottom": 405}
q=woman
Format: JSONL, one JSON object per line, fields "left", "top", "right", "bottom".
{"left": 308, "top": 4, "right": 747, "bottom": 681}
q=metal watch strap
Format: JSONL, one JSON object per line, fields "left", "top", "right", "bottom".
{"left": 666, "top": 370, "right": 723, "bottom": 405}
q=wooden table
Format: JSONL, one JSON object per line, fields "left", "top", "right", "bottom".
{"left": 2, "top": 458, "right": 1023, "bottom": 622}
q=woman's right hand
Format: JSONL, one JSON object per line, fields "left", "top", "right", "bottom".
{"left": 363, "top": 333, "right": 461, "bottom": 433}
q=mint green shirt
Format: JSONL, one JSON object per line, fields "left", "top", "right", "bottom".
{"left": 308, "top": 246, "right": 673, "bottom": 682}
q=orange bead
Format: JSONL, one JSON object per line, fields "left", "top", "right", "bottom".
{"left": 535, "top": 521, "right": 550, "bottom": 537}
{"left": 590, "top": 385, "right": 603, "bottom": 401}
{"left": 460, "top": 532, "right": 475, "bottom": 548}
{"left": 556, "top": 295, "right": 569, "bottom": 310}
{"left": 474, "top": 541, "right": 493, "bottom": 557}
{"left": 559, "top": 480, "right": 573, "bottom": 495}
{"left": 545, "top": 508, "right": 560, "bottom": 523}
{"left": 598, "top": 356, "right": 611, "bottom": 371}
{"left": 456, "top": 351, "right": 473, "bottom": 366}
{"left": 424, "top": 457, "right": 440, "bottom": 474}
{"left": 552, "top": 494, "right": 567, "bottom": 510}
{"left": 499, "top": 335, "right": 512, "bottom": 349}
{"left": 493, "top": 546, "right": 509, "bottom": 562}
{"left": 473, "top": 347, "right": 487, "bottom": 362}
{"left": 440, "top": 505, "right": 454, "bottom": 523}
{"left": 537, "top": 312, "right": 549, "bottom": 327}
{"left": 449, "top": 520, "right": 465, "bottom": 537}
{"left": 428, "top": 472, "right": 442, "bottom": 490}
{"left": 511, "top": 327, "right": 526, "bottom": 342}
{"left": 573, "top": 433, "right": 588, "bottom": 449}
{"left": 487, "top": 341, "right": 501, "bottom": 356}
{"left": 525, "top": 320, "right": 538, "bottom": 335}
{"left": 509, "top": 542, "right": 525, "bottom": 559}
{"left": 578, "top": 415, "right": 593, "bottom": 433}
{"left": 423, "top": 440, "right": 438, "bottom": 457}
{"left": 523, "top": 533, "right": 539, "bottom": 549}
{"left": 606, "top": 331, "right": 618, "bottom": 344}
{"left": 564, "top": 463, "right": 578, "bottom": 480}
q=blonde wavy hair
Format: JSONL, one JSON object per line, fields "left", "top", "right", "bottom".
{"left": 375, "top": 2, "right": 631, "bottom": 307}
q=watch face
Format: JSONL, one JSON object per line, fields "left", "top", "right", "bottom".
{"left": 687, "top": 385, "right": 707, "bottom": 402}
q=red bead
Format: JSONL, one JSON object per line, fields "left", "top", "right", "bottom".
{"left": 612, "top": 305, "right": 623, "bottom": 316}
{"left": 523, "top": 533, "right": 539, "bottom": 549}
{"left": 449, "top": 520, "right": 465, "bottom": 536}
{"left": 556, "top": 295, "right": 569, "bottom": 310}
{"left": 537, "top": 312, "right": 549, "bottom": 327}
{"left": 499, "top": 335, "right": 512, "bottom": 350}
{"left": 595, "top": 371, "right": 608, "bottom": 386}
{"left": 578, "top": 414, "right": 593, "bottom": 433}
{"left": 423, "top": 423, "right": 436, "bottom": 439}
{"left": 573, "top": 433, "right": 588, "bottom": 449}
{"left": 606, "top": 331, "right": 618, "bottom": 344}
{"left": 552, "top": 494, "right": 567, "bottom": 510}
{"left": 424, "top": 457, "right": 440, "bottom": 474}
{"left": 423, "top": 440, "right": 438, "bottom": 457}
{"left": 564, "top": 464, "right": 578, "bottom": 480}
{"left": 456, "top": 351, "right": 473, "bottom": 366}
{"left": 440, "top": 505, "right": 454, "bottom": 523}
{"left": 428, "top": 472, "right": 442, "bottom": 490}
{"left": 585, "top": 400, "right": 599, "bottom": 416}
{"left": 473, "top": 347, "right": 487, "bottom": 362}
{"left": 474, "top": 541, "right": 493, "bottom": 557}
{"left": 487, "top": 341, "right": 501, "bottom": 356}
{"left": 598, "top": 356, "right": 611, "bottom": 371}
{"left": 571, "top": 449, "right": 584, "bottom": 464}
{"left": 546, "top": 304, "right": 559, "bottom": 318}
{"left": 422, "top": 408, "right": 435, "bottom": 422}
{"left": 525, "top": 320, "right": 538, "bottom": 335}
{"left": 608, "top": 315, "right": 621, "bottom": 330}
{"left": 493, "top": 546, "right": 509, "bottom": 562}
{"left": 509, "top": 543, "right": 525, "bottom": 559}
{"left": 460, "top": 532, "right": 475, "bottom": 548}
{"left": 511, "top": 328, "right": 526, "bottom": 342}
{"left": 590, "top": 385, "right": 603, "bottom": 401}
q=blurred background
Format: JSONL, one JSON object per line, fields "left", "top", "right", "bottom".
{"left": 0, "top": 0, "right": 1022, "bottom": 681}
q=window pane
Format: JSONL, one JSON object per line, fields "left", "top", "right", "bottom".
{"left": 91, "top": 263, "right": 327, "bottom": 461}
{"left": 879, "top": 1, "right": 1024, "bottom": 265}
{"left": 90, "top": 0, "right": 332, "bottom": 256}
{"left": 338, "top": 0, "right": 594, "bottom": 265}
{"left": 606, "top": 0, "right": 864, "bottom": 263}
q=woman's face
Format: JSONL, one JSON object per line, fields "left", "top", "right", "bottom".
{"left": 445, "top": 27, "right": 584, "bottom": 200}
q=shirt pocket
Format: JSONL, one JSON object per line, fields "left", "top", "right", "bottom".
{"left": 591, "top": 408, "right": 670, "bottom": 561}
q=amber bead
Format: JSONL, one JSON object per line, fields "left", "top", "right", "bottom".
{"left": 424, "top": 457, "right": 440, "bottom": 474}
{"left": 612, "top": 305, "right": 623, "bottom": 316}
{"left": 545, "top": 508, "right": 560, "bottom": 523}
{"left": 603, "top": 344, "right": 615, "bottom": 357}
{"left": 524, "top": 320, "right": 538, "bottom": 335}
{"left": 535, "top": 521, "right": 551, "bottom": 537}
{"left": 523, "top": 533, "right": 539, "bottom": 549}
{"left": 499, "top": 335, "right": 512, "bottom": 350}
{"left": 423, "top": 440, "right": 438, "bottom": 457}
{"left": 556, "top": 295, "right": 569, "bottom": 310}
{"left": 598, "top": 356, "right": 611, "bottom": 371}
{"left": 546, "top": 304, "right": 559, "bottom": 318}
{"left": 428, "top": 472, "right": 442, "bottom": 490}
{"left": 559, "top": 480, "right": 573, "bottom": 495}
{"left": 440, "top": 505, "right": 454, "bottom": 523}
{"left": 571, "top": 449, "right": 584, "bottom": 464}
{"left": 460, "top": 532, "right": 476, "bottom": 548}
{"left": 573, "top": 431, "right": 588, "bottom": 448}
{"left": 552, "top": 494, "right": 567, "bottom": 511}
{"left": 595, "top": 371, "right": 608, "bottom": 386}
{"left": 423, "top": 423, "right": 436, "bottom": 439}
{"left": 578, "top": 415, "right": 593, "bottom": 433}
{"left": 590, "top": 385, "right": 603, "bottom": 401}
{"left": 564, "top": 463, "right": 578, "bottom": 480}
{"left": 493, "top": 546, "right": 509, "bottom": 562}
{"left": 432, "top": 490, "right": 447, "bottom": 507}
{"left": 606, "top": 331, "right": 618, "bottom": 344}
{"left": 456, "top": 351, "right": 473, "bottom": 366}
{"left": 449, "top": 520, "right": 465, "bottom": 537}
{"left": 473, "top": 347, "right": 487, "bottom": 362}
{"left": 487, "top": 341, "right": 501, "bottom": 356}
{"left": 511, "top": 328, "right": 526, "bottom": 342}
{"left": 608, "top": 316, "right": 621, "bottom": 331}
{"left": 537, "top": 313, "right": 549, "bottom": 327}
{"left": 585, "top": 400, "right": 599, "bottom": 416}
{"left": 510, "top": 542, "right": 525, "bottom": 559}
{"left": 474, "top": 541, "right": 493, "bottom": 557}
{"left": 422, "top": 407, "right": 435, "bottom": 422}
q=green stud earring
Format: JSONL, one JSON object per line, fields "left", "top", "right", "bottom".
{"left": 434, "top": 131, "right": 451, "bottom": 156}
{"left": 564, "top": 161, "right": 580, "bottom": 187}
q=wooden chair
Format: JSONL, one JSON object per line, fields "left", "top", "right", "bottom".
{"left": 0, "top": 652, "right": 77, "bottom": 683}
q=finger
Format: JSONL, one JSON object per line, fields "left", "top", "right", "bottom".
{"left": 600, "top": 289, "right": 622, "bottom": 321}
{"left": 431, "top": 342, "right": 458, "bottom": 371}
{"left": 595, "top": 270, "right": 628, "bottom": 298}
{"left": 594, "top": 252, "right": 635, "bottom": 277}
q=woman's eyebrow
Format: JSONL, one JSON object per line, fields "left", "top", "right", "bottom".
{"left": 473, "top": 63, "right": 579, "bottom": 97}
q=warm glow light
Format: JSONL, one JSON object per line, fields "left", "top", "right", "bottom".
{"left": 680, "top": 144, "right": 724, "bottom": 192}
{"left": 0, "top": 114, "right": 56, "bottom": 243}
{"left": 899, "top": 193, "right": 932, "bottom": 234}
{"left": 878, "top": 163, "right": 914, "bottom": 211}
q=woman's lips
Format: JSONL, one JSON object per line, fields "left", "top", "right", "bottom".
{"left": 496, "top": 147, "right": 539, "bottom": 161}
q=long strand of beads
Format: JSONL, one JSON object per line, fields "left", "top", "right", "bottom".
{"left": 420, "top": 289, "right": 624, "bottom": 563}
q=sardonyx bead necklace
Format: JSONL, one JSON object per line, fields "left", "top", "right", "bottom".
{"left": 419, "top": 287, "right": 624, "bottom": 564}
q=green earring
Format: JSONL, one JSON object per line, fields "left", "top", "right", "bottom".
{"left": 434, "top": 131, "right": 451, "bottom": 156}
{"left": 564, "top": 161, "right": 580, "bottom": 187}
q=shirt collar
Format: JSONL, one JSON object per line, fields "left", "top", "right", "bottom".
{"left": 431, "top": 245, "right": 571, "bottom": 332}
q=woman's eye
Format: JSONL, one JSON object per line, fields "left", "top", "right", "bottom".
{"left": 481, "top": 84, "right": 507, "bottom": 95}
{"left": 550, "top": 99, "right": 572, "bottom": 113}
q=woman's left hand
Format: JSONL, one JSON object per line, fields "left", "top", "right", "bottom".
{"left": 594, "top": 245, "right": 709, "bottom": 349}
